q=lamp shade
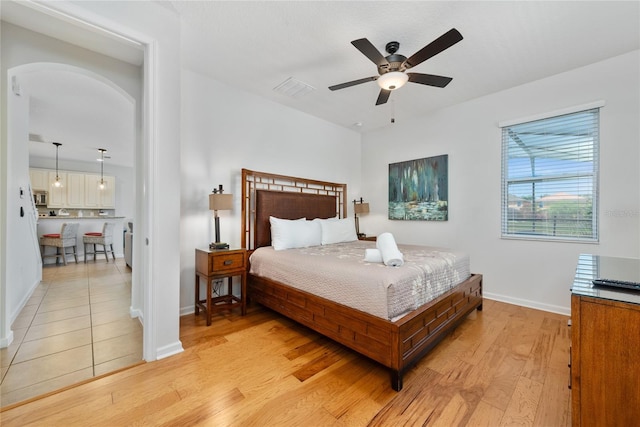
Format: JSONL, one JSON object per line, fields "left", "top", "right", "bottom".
{"left": 209, "top": 193, "right": 233, "bottom": 211}
{"left": 354, "top": 202, "right": 370, "bottom": 215}
{"left": 377, "top": 72, "right": 408, "bottom": 91}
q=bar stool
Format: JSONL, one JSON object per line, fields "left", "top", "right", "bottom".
{"left": 40, "top": 222, "right": 80, "bottom": 265}
{"left": 83, "top": 222, "right": 116, "bottom": 262}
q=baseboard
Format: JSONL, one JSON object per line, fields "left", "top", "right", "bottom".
{"left": 180, "top": 305, "right": 195, "bottom": 317}
{"left": 0, "top": 330, "right": 14, "bottom": 348}
{"left": 483, "top": 292, "right": 570, "bottom": 316}
{"left": 130, "top": 306, "right": 143, "bottom": 323}
{"left": 156, "top": 341, "right": 184, "bottom": 360}
{"left": 9, "top": 278, "right": 42, "bottom": 325}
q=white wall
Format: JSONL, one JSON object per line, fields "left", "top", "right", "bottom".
{"left": 179, "top": 70, "right": 362, "bottom": 314}
{"left": 1, "top": 22, "right": 141, "bottom": 100}
{"left": 58, "top": 0, "right": 184, "bottom": 359}
{"left": 3, "top": 77, "right": 42, "bottom": 345}
{"left": 1, "top": 1, "right": 183, "bottom": 359}
{"left": 361, "top": 50, "right": 640, "bottom": 315}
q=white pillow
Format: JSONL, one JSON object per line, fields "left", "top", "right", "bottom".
{"left": 312, "top": 215, "right": 339, "bottom": 225}
{"left": 269, "top": 216, "right": 322, "bottom": 250}
{"left": 320, "top": 217, "right": 358, "bottom": 245}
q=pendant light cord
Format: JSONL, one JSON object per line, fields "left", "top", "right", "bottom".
{"left": 98, "top": 148, "right": 106, "bottom": 189}
{"left": 53, "top": 142, "right": 62, "bottom": 184}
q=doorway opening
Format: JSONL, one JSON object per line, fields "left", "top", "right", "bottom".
{"left": 0, "top": 3, "right": 161, "bottom": 407}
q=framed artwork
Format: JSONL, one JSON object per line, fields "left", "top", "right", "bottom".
{"left": 389, "top": 154, "right": 448, "bottom": 221}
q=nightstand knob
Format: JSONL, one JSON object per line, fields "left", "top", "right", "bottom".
{"left": 224, "top": 260, "right": 233, "bottom": 266}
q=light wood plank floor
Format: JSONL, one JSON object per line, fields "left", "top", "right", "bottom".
{"left": 0, "top": 298, "right": 572, "bottom": 426}
{"left": 0, "top": 258, "right": 142, "bottom": 407}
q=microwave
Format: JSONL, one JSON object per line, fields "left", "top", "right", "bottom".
{"left": 33, "top": 191, "right": 48, "bottom": 206}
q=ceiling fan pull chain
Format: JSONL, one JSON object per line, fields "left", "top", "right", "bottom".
{"left": 391, "top": 99, "right": 396, "bottom": 124}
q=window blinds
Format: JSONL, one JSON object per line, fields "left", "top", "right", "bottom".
{"left": 501, "top": 108, "right": 599, "bottom": 241}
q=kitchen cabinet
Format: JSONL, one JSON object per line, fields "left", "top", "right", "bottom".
{"left": 84, "top": 174, "right": 115, "bottom": 208}
{"left": 29, "top": 168, "right": 115, "bottom": 209}
{"left": 47, "top": 171, "right": 67, "bottom": 207}
{"left": 84, "top": 174, "right": 99, "bottom": 207}
{"left": 66, "top": 172, "right": 86, "bottom": 208}
{"left": 100, "top": 175, "right": 116, "bottom": 208}
{"left": 29, "top": 169, "right": 49, "bottom": 191}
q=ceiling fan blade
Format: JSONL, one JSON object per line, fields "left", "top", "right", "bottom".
{"left": 375, "top": 89, "right": 391, "bottom": 105}
{"left": 404, "top": 28, "right": 463, "bottom": 69}
{"left": 407, "top": 73, "right": 453, "bottom": 88}
{"left": 351, "top": 38, "right": 390, "bottom": 68}
{"left": 328, "top": 76, "right": 378, "bottom": 91}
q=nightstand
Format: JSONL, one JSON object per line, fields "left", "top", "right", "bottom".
{"left": 358, "top": 235, "right": 377, "bottom": 241}
{"left": 195, "top": 248, "right": 247, "bottom": 326}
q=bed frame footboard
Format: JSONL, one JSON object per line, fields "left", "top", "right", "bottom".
{"left": 241, "top": 168, "right": 483, "bottom": 391}
{"left": 248, "top": 273, "right": 483, "bottom": 391}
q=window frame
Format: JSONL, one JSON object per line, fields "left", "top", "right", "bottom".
{"left": 500, "top": 106, "right": 601, "bottom": 243}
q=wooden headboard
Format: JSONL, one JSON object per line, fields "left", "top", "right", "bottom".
{"left": 241, "top": 169, "right": 347, "bottom": 251}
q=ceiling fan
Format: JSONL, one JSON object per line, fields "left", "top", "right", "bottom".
{"left": 329, "top": 28, "right": 463, "bottom": 106}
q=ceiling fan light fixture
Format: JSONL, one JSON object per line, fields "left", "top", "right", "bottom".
{"left": 377, "top": 71, "right": 408, "bottom": 91}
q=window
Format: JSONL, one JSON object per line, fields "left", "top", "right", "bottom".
{"left": 501, "top": 108, "right": 599, "bottom": 241}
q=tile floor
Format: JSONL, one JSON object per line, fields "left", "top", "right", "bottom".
{"left": 0, "top": 258, "right": 142, "bottom": 407}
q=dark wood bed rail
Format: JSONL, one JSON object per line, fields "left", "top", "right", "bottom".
{"left": 240, "top": 168, "right": 483, "bottom": 391}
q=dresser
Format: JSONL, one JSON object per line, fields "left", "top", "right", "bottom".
{"left": 195, "top": 248, "right": 247, "bottom": 326}
{"left": 570, "top": 254, "right": 640, "bottom": 427}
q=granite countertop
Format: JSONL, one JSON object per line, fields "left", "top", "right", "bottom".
{"left": 38, "top": 216, "right": 125, "bottom": 219}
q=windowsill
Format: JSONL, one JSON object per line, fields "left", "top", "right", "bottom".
{"left": 501, "top": 235, "right": 599, "bottom": 244}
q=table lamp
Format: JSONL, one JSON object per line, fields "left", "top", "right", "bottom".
{"left": 353, "top": 197, "right": 370, "bottom": 238}
{"left": 209, "top": 185, "right": 233, "bottom": 249}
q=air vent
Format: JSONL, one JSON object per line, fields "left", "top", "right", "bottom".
{"left": 273, "top": 77, "right": 315, "bottom": 99}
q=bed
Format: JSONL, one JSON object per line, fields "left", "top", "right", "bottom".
{"left": 241, "top": 169, "right": 483, "bottom": 391}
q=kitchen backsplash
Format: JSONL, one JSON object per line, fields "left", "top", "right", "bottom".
{"left": 37, "top": 208, "right": 115, "bottom": 217}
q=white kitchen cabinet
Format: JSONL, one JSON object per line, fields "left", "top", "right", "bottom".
{"left": 84, "top": 174, "right": 100, "bottom": 207}
{"left": 85, "top": 174, "right": 115, "bottom": 208}
{"left": 29, "top": 169, "right": 49, "bottom": 191}
{"left": 29, "top": 167, "right": 116, "bottom": 209}
{"left": 47, "top": 171, "right": 67, "bottom": 207}
{"left": 99, "top": 175, "right": 116, "bottom": 208}
{"left": 66, "top": 172, "right": 86, "bottom": 208}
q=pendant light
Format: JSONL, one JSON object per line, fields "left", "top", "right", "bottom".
{"left": 98, "top": 148, "right": 106, "bottom": 190}
{"left": 52, "top": 142, "right": 62, "bottom": 188}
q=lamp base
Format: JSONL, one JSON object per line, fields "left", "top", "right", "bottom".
{"left": 209, "top": 242, "right": 230, "bottom": 250}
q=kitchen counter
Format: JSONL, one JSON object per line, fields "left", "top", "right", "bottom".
{"left": 38, "top": 217, "right": 125, "bottom": 263}
{"left": 38, "top": 216, "right": 125, "bottom": 219}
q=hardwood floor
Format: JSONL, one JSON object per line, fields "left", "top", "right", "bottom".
{"left": 0, "top": 299, "right": 572, "bottom": 426}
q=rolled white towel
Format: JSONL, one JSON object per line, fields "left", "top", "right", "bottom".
{"left": 364, "top": 248, "right": 383, "bottom": 263}
{"left": 376, "top": 232, "right": 404, "bottom": 267}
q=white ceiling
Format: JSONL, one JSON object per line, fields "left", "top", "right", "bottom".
{"left": 2, "top": 1, "right": 639, "bottom": 165}
{"left": 2, "top": 0, "right": 142, "bottom": 168}
{"left": 172, "top": 1, "right": 640, "bottom": 132}
{"left": 23, "top": 68, "right": 135, "bottom": 169}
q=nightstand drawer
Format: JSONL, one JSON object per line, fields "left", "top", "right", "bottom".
{"left": 195, "top": 248, "right": 247, "bottom": 277}
{"left": 211, "top": 252, "right": 245, "bottom": 273}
